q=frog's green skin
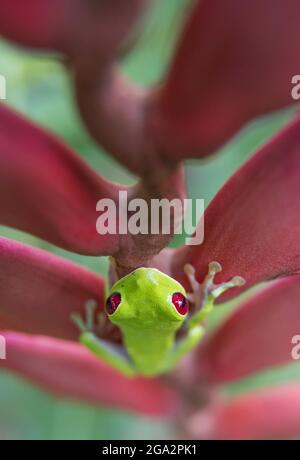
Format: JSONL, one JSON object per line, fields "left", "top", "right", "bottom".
{"left": 72, "top": 265, "right": 244, "bottom": 378}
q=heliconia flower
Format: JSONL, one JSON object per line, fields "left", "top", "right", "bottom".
{"left": 0, "top": 0, "right": 300, "bottom": 439}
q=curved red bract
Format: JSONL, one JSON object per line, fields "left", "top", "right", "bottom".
{"left": 0, "top": 105, "right": 121, "bottom": 256}
{"left": 170, "top": 116, "right": 300, "bottom": 298}
{"left": 0, "top": 237, "right": 105, "bottom": 341}
{"left": 0, "top": 0, "right": 73, "bottom": 50}
{"left": 197, "top": 275, "right": 300, "bottom": 382}
{"left": 153, "top": 0, "right": 300, "bottom": 159}
{"left": 1, "top": 331, "right": 177, "bottom": 416}
{"left": 188, "top": 384, "right": 300, "bottom": 440}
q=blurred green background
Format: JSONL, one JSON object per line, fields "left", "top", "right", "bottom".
{"left": 0, "top": 0, "right": 299, "bottom": 440}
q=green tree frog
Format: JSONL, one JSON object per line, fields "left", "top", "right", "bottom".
{"left": 72, "top": 263, "right": 244, "bottom": 377}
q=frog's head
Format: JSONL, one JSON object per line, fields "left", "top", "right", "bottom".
{"left": 105, "top": 267, "right": 188, "bottom": 331}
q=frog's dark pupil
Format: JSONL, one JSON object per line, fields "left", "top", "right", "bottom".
{"left": 106, "top": 292, "right": 121, "bottom": 314}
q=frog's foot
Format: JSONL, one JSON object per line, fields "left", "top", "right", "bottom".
{"left": 71, "top": 299, "right": 98, "bottom": 333}
{"left": 71, "top": 300, "right": 115, "bottom": 338}
{"left": 184, "top": 262, "right": 245, "bottom": 312}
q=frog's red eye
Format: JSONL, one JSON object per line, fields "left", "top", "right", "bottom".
{"left": 172, "top": 292, "right": 188, "bottom": 315}
{"left": 106, "top": 292, "right": 121, "bottom": 314}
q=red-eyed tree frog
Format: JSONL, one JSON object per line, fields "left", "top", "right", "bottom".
{"left": 72, "top": 263, "right": 245, "bottom": 377}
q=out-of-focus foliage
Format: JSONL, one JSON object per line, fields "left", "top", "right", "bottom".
{"left": 0, "top": 0, "right": 299, "bottom": 439}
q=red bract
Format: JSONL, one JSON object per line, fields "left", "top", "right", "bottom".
{"left": 153, "top": 0, "right": 300, "bottom": 159}
{"left": 0, "top": 105, "right": 121, "bottom": 256}
{"left": 0, "top": 0, "right": 300, "bottom": 439}
{"left": 171, "top": 117, "right": 300, "bottom": 294}
{"left": 186, "top": 383, "right": 300, "bottom": 440}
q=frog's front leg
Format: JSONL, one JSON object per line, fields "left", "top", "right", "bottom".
{"left": 161, "top": 325, "right": 205, "bottom": 374}
{"left": 71, "top": 301, "right": 137, "bottom": 378}
{"left": 184, "top": 261, "right": 245, "bottom": 328}
{"left": 162, "top": 262, "right": 245, "bottom": 373}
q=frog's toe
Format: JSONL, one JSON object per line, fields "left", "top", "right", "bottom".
{"left": 205, "top": 261, "right": 245, "bottom": 300}
{"left": 71, "top": 299, "right": 98, "bottom": 333}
